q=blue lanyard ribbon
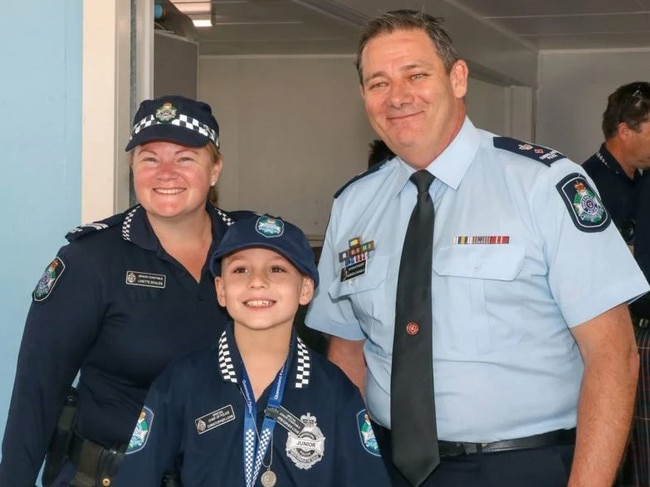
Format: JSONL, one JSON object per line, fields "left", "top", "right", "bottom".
{"left": 240, "top": 362, "right": 288, "bottom": 487}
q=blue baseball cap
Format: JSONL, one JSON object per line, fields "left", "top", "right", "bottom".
{"left": 210, "top": 215, "right": 319, "bottom": 288}
{"left": 125, "top": 95, "right": 220, "bottom": 151}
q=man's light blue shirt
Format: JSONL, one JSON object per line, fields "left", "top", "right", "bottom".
{"left": 306, "top": 117, "right": 649, "bottom": 442}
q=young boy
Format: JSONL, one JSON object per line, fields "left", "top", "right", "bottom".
{"left": 113, "top": 215, "right": 391, "bottom": 487}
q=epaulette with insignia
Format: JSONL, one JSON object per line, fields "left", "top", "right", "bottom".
{"left": 493, "top": 137, "right": 565, "bottom": 166}
{"left": 229, "top": 209, "right": 260, "bottom": 222}
{"left": 334, "top": 161, "right": 387, "bottom": 199}
{"left": 65, "top": 212, "right": 125, "bottom": 242}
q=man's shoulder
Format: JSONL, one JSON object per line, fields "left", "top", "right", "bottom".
{"left": 334, "top": 161, "right": 390, "bottom": 199}
{"left": 491, "top": 136, "right": 566, "bottom": 167}
{"left": 307, "top": 347, "right": 359, "bottom": 393}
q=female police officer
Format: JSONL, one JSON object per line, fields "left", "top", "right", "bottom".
{"left": 0, "top": 95, "right": 253, "bottom": 487}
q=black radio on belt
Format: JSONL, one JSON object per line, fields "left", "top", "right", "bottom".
{"left": 43, "top": 387, "right": 79, "bottom": 486}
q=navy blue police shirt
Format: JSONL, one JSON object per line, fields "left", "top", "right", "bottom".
{"left": 0, "top": 204, "right": 253, "bottom": 487}
{"left": 113, "top": 324, "right": 391, "bottom": 487}
{"left": 583, "top": 143, "right": 642, "bottom": 242}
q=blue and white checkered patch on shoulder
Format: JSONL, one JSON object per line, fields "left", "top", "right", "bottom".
{"left": 493, "top": 137, "right": 564, "bottom": 166}
{"left": 126, "top": 406, "right": 154, "bottom": 454}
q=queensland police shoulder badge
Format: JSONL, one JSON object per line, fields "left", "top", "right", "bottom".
{"left": 285, "top": 413, "right": 325, "bottom": 470}
{"left": 556, "top": 173, "right": 610, "bottom": 232}
{"left": 356, "top": 409, "right": 380, "bottom": 456}
{"left": 33, "top": 257, "right": 65, "bottom": 302}
{"left": 126, "top": 406, "right": 154, "bottom": 454}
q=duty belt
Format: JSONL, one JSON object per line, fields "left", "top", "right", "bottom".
{"left": 438, "top": 428, "right": 576, "bottom": 457}
{"left": 68, "top": 432, "right": 126, "bottom": 487}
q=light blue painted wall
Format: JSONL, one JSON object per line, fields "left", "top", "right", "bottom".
{"left": 0, "top": 0, "right": 82, "bottom": 447}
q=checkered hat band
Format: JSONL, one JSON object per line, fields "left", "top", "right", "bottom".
{"left": 130, "top": 113, "right": 219, "bottom": 147}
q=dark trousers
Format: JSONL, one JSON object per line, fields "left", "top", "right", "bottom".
{"left": 372, "top": 422, "right": 574, "bottom": 487}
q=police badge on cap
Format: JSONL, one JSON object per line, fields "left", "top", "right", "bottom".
{"left": 209, "top": 215, "right": 319, "bottom": 287}
{"left": 125, "top": 95, "right": 220, "bottom": 151}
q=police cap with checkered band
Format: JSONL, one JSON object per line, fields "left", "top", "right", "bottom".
{"left": 125, "top": 95, "right": 220, "bottom": 151}
{"left": 209, "top": 215, "right": 319, "bottom": 288}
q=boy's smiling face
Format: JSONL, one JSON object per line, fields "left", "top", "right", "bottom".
{"left": 215, "top": 247, "right": 314, "bottom": 333}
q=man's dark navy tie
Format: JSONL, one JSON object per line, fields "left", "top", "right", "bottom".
{"left": 391, "top": 170, "right": 439, "bottom": 487}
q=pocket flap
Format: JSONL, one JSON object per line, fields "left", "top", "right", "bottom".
{"left": 329, "top": 256, "right": 390, "bottom": 299}
{"left": 434, "top": 245, "right": 525, "bottom": 281}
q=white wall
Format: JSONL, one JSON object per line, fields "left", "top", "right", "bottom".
{"left": 537, "top": 49, "right": 650, "bottom": 163}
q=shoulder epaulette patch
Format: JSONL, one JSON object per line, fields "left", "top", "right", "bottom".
{"left": 493, "top": 137, "right": 564, "bottom": 166}
{"left": 334, "top": 161, "right": 386, "bottom": 199}
{"left": 33, "top": 257, "right": 65, "bottom": 301}
{"left": 125, "top": 406, "right": 154, "bottom": 454}
{"left": 356, "top": 409, "right": 381, "bottom": 457}
{"left": 556, "top": 173, "right": 611, "bottom": 232}
{"left": 65, "top": 212, "right": 124, "bottom": 242}
{"left": 228, "top": 209, "right": 259, "bottom": 223}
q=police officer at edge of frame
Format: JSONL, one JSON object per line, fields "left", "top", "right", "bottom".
{"left": 583, "top": 81, "right": 650, "bottom": 487}
{"left": 306, "top": 10, "right": 649, "bottom": 487}
{"left": 0, "top": 95, "right": 255, "bottom": 487}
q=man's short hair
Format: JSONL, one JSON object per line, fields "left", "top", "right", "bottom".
{"left": 602, "top": 82, "right": 650, "bottom": 139}
{"left": 355, "top": 9, "right": 461, "bottom": 84}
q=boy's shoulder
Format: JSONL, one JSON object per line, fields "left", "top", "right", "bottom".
{"left": 303, "top": 345, "right": 359, "bottom": 395}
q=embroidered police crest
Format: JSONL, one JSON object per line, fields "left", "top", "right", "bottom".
{"left": 256, "top": 216, "right": 284, "bottom": 238}
{"left": 356, "top": 409, "right": 380, "bottom": 456}
{"left": 556, "top": 173, "right": 611, "bottom": 232}
{"left": 285, "top": 413, "right": 325, "bottom": 470}
{"left": 126, "top": 406, "right": 154, "bottom": 454}
{"left": 33, "top": 257, "right": 65, "bottom": 302}
{"left": 155, "top": 102, "right": 177, "bottom": 123}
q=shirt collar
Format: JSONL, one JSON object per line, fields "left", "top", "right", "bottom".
{"left": 390, "top": 116, "right": 480, "bottom": 197}
{"left": 120, "top": 204, "right": 233, "bottom": 251}
{"left": 216, "top": 323, "right": 312, "bottom": 390}
{"left": 597, "top": 143, "right": 641, "bottom": 181}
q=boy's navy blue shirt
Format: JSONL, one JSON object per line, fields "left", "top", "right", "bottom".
{"left": 114, "top": 323, "right": 392, "bottom": 487}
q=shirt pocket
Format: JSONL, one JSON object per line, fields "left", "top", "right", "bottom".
{"left": 329, "top": 256, "right": 391, "bottom": 341}
{"left": 434, "top": 245, "right": 525, "bottom": 280}
{"left": 433, "top": 245, "right": 526, "bottom": 355}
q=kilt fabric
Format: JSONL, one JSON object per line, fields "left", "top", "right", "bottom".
{"left": 621, "top": 325, "right": 650, "bottom": 487}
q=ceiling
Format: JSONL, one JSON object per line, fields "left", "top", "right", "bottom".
{"left": 167, "top": 0, "right": 650, "bottom": 55}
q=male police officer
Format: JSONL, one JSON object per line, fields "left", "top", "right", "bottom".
{"left": 307, "top": 10, "right": 649, "bottom": 487}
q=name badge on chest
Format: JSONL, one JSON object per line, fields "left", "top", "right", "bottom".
{"left": 195, "top": 404, "right": 236, "bottom": 434}
{"left": 125, "top": 270, "right": 167, "bottom": 289}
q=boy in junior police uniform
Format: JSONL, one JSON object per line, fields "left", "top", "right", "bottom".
{"left": 113, "top": 215, "right": 392, "bottom": 487}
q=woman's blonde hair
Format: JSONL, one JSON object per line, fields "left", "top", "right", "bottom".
{"left": 205, "top": 142, "right": 222, "bottom": 206}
